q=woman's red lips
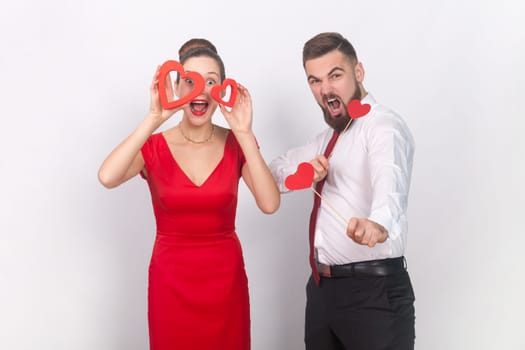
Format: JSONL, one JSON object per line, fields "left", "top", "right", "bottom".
{"left": 190, "top": 99, "right": 209, "bottom": 116}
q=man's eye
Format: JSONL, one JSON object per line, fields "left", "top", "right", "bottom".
{"left": 309, "top": 79, "right": 319, "bottom": 85}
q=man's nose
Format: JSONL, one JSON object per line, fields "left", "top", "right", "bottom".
{"left": 320, "top": 80, "right": 332, "bottom": 96}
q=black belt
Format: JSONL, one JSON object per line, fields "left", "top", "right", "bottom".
{"left": 317, "top": 257, "right": 406, "bottom": 278}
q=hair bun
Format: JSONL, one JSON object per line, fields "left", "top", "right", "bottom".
{"left": 178, "top": 38, "right": 218, "bottom": 59}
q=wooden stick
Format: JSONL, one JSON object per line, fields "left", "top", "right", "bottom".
{"left": 311, "top": 186, "right": 348, "bottom": 225}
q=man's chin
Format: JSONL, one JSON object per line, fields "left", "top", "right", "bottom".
{"left": 323, "top": 112, "right": 351, "bottom": 132}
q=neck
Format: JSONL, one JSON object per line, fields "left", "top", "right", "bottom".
{"left": 178, "top": 122, "right": 215, "bottom": 144}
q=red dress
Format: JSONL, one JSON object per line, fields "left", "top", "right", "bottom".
{"left": 141, "top": 131, "right": 250, "bottom": 350}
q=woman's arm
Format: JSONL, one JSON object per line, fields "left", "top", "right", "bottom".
{"left": 97, "top": 114, "right": 163, "bottom": 188}
{"left": 220, "top": 85, "right": 280, "bottom": 214}
{"left": 98, "top": 66, "right": 181, "bottom": 188}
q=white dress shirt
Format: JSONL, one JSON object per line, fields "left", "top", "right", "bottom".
{"left": 270, "top": 93, "right": 415, "bottom": 265}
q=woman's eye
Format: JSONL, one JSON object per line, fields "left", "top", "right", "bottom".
{"left": 206, "top": 79, "right": 217, "bottom": 85}
{"left": 185, "top": 78, "right": 194, "bottom": 85}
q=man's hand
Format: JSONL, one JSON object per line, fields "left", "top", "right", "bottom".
{"left": 347, "top": 218, "right": 388, "bottom": 247}
{"left": 310, "top": 155, "right": 329, "bottom": 182}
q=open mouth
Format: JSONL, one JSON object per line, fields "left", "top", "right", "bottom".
{"left": 325, "top": 97, "right": 344, "bottom": 117}
{"left": 190, "top": 99, "right": 209, "bottom": 116}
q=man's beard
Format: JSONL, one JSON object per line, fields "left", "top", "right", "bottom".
{"left": 321, "top": 88, "right": 362, "bottom": 132}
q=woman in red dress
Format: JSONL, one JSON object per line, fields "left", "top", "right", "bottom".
{"left": 98, "top": 39, "right": 280, "bottom": 350}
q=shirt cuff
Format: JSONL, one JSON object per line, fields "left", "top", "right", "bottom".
{"left": 368, "top": 208, "right": 395, "bottom": 240}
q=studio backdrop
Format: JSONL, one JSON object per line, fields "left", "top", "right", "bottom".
{"left": 1, "top": 0, "right": 524, "bottom": 349}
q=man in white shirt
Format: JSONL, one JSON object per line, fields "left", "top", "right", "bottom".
{"left": 270, "top": 32, "right": 416, "bottom": 350}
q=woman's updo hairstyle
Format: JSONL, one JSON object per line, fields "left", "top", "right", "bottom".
{"left": 177, "top": 38, "right": 225, "bottom": 82}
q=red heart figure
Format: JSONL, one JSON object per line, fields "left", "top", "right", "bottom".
{"left": 347, "top": 99, "right": 371, "bottom": 119}
{"left": 211, "top": 78, "right": 238, "bottom": 107}
{"left": 285, "top": 162, "right": 315, "bottom": 190}
{"left": 158, "top": 60, "right": 205, "bottom": 110}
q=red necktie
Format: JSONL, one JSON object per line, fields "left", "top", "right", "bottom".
{"left": 308, "top": 130, "right": 340, "bottom": 285}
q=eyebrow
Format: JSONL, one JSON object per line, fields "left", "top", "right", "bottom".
{"left": 307, "top": 66, "right": 345, "bottom": 81}
{"left": 185, "top": 71, "right": 220, "bottom": 79}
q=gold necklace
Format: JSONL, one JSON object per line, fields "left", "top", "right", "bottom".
{"left": 179, "top": 123, "right": 215, "bottom": 144}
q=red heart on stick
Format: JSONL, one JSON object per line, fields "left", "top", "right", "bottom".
{"left": 285, "top": 162, "right": 315, "bottom": 190}
{"left": 347, "top": 99, "right": 371, "bottom": 119}
{"left": 158, "top": 60, "right": 205, "bottom": 110}
{"left": 211, "top": 78, "right": 238, "bottom": 107}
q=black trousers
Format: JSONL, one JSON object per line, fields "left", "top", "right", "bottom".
{"left": 305, "top": 266, "right": 415, "bottom": 350}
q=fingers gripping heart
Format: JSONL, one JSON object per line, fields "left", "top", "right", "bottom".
{"left": 286, "top": 162, "right": 348, "bottom": 224}
{"left": 285, "top": 162, "right": 315, "bottom": 190}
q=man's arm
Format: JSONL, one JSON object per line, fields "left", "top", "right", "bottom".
{"left": 347, "top": 111, "right": 415, "bottom": 246}
{"left": 269, "top": 132, "right": 327, "bottom": 193}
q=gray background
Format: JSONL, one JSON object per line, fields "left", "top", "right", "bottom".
{"left": 1, "top": 0, "right": 524, "bottom": 349}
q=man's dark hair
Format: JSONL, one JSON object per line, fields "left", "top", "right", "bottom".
{"left": 302, "top": 32, "right": 358, "bottom": 67}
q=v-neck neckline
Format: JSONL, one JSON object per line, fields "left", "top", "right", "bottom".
{"left": 159, "top": 130, "right": 231, "bottom": 188}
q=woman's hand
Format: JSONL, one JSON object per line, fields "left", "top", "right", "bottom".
{"left": 219, "top": 83, "right": 253, "bottom": 135}
{"left": 149, "top": 66, "right": 184, "bottom": 122}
